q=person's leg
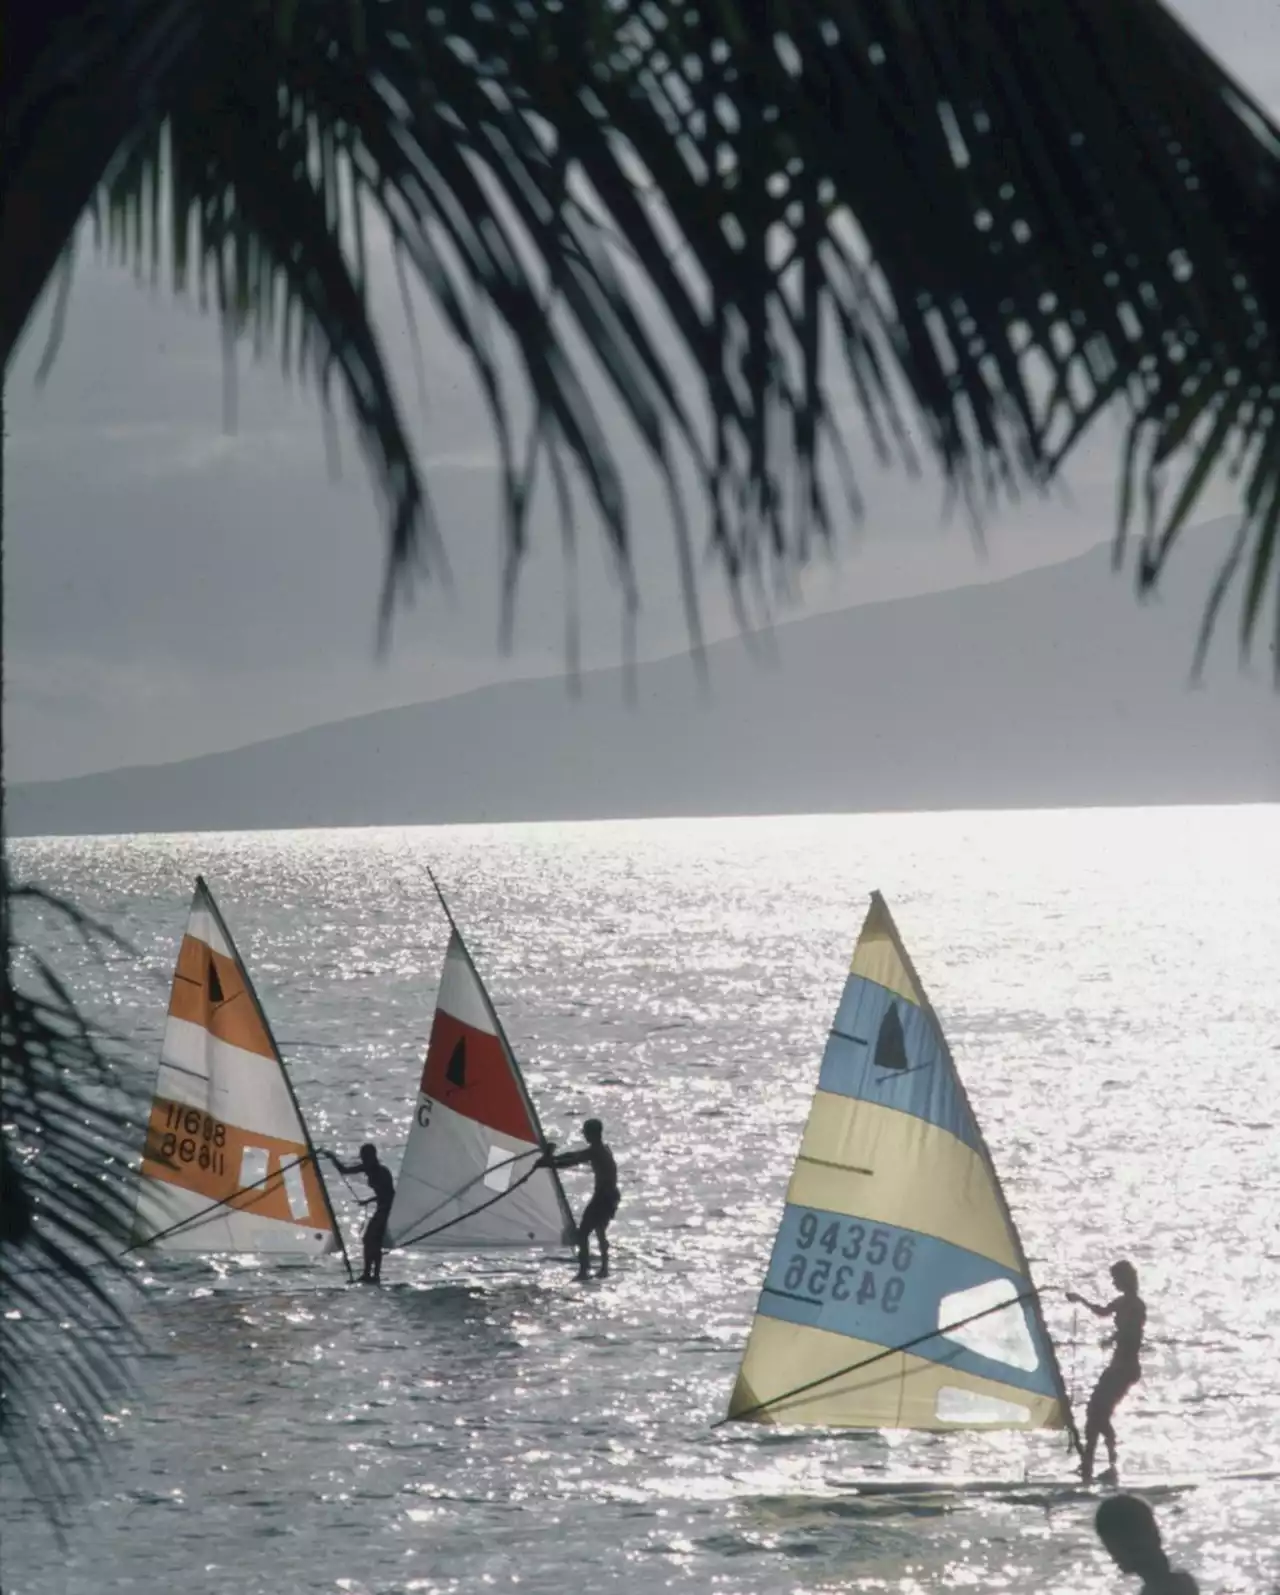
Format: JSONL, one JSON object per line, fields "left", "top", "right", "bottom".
{"left": 1100, "top": 1374, "right": 1135, "bottom": 1479}
{"left": 370, "top": 1212, "right": 388, "bottom": 1283}
{"left": 574, "top": 1214, "right": 592, "bottom": 1279}
{"left": 361, "top": 1212, "right": 386, "bottom": 1283}
{"left": 1083, "top": 1370, "right": 1122, "bottom": 1481}
{"left": 1080, "top": 1421, "right": 1099, "bottom": 1482}
{"left": 596, "top": 1193, "right": 618, "bottom": 1278}
{"left": 576, "top": 1197, "right": 603, "bottom": 1279}
{"left": 1099, "top": 1416, "right": 1118, "bottom": 1480}
{"left": 1080, "top": 1380, "right": 1106, "bottom": 1481}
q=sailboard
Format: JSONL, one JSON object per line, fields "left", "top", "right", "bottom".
{"left": 131, "top": 876, "right": 348, "bottom": 1267}
{"left": 724, "top": 891, "right": 1077, "bottom": 1449}
{"left": 826, "top": 1467, "right": 1280, "bottom": 1506}
{"left": 385, "top": 872, "right": 576, "bottom": 1251}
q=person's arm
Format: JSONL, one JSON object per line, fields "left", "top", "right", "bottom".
{"left": 1065, "top": 1291, "right": 1118, "bottom": 1318}
{"left": 321, "top": 1149, "right": 363, "bottom": 1178}
{"left": 534, "top": 1143, "right": 591, "bottom": 1169}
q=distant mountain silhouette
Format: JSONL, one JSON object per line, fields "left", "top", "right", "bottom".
{"left": 9, "top": 529, "right": 1277, "bottom": 837}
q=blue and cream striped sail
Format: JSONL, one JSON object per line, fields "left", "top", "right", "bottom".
{"left": 727, "top": 892, "right": 1074, "bottom": 1432}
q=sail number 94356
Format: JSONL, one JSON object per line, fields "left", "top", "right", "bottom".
{"left": 782, "top": 1211, "right": 914, "bottom": 1313}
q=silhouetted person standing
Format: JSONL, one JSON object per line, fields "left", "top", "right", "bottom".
{"left": 326, "top": 1143, "right": 394, "bottom": 1283}
{"left": 1095, "top": 1494, "right": 1199, "bottom": 1594}
{"left": 538, "top": 1119, "right": 618, "bottom": 1281}
{"left": 1068, "top": 1259, "right": 1146, "bottom": 1484}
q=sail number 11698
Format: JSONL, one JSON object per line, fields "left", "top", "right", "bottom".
{"left": 782, "top": 1210, "right": 915, "bottom": 1313}
{"left": 157, "top": 1100, "right": 228, "bottom": 1176}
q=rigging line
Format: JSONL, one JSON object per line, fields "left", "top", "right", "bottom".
{"left": 390, "top": 1150, "right": 546, "bottom": 1249}
{"left": 12, "top": 1155, "right": 332, "bottom": 1279}
{"left": 390, "top": 1158, "right": 551, "bottom": 1251}
{"left": 124, "top": 1153, "right": 316, "bottom": 1254}
{"left": 875, "top": 1059, "right": 935, "bottom": 1085}
{"left": 397, "top": 1165, "right": 544, "bottom": 1249}
{"left": 154, "top": 1060, "right": 208, "bottom": 1085}
{"left": 391, "top": 1146, "right": 545, "bottom": 1236}
{"left": 126, "top": 1158, "right": 309, "bottom": 1253}
{"left": 713, "top": 1290, "right": 1042, "bottom": 1429}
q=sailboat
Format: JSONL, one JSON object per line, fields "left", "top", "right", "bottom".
{"left": 131, "top": 876, "right": 350, "bottom": 1272}
{"left": 386, "top": 872, "right": 576, "bottom": 1252}
{"left": 722, "top": 891, "right": 1080, "bottom": 1483}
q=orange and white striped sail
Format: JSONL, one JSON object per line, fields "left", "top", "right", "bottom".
{"left": 132, "top": 877, "right": 342, "bottom": 1257}
{"left": 387, "top": 880, "right": 575, "bottom": 1251}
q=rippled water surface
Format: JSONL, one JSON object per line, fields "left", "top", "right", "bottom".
{"left": 5, "top": 809, "right": 1279, "bottom": 1594}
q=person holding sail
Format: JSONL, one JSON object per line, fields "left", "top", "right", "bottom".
{"left": 324, "top": 1143, "right": 395, "bottom": 1284}
{"left": 537, "top": 1119, "right": 618, "bottom": 1281}
{"left": 1067, "top": 1259, "right": 1146, "bottom": 1484}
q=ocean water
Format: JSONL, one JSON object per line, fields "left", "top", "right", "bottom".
{"left": 4, "top": 808, "right": 1279, "bottom": 1595}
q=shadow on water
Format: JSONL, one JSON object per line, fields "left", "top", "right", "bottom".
{"left": 379, "top": 1274, "right": 562, "bottom": 1341}
{"left": 693, "top": 1496, "right": 952, "bottom": 1584}
{"left": 143, "top": 1290, "right": 304, "bottom": 1365}
{"left": 142, "top": 1269, "right": 564, "bottom": 1388}
{"left": 741, "top": 1489, "right": 956, "bottom": 1524}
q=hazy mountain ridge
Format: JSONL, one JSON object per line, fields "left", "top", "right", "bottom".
{"left": 10, "top": 533, "right": 1277, "bottom": 836}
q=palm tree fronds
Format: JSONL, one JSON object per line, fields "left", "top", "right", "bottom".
{"left": 5, "top": 1, "right": 1280, "bottom": 668}
{"left": 1, "top": 874, "right": 142, "bottom": 1520}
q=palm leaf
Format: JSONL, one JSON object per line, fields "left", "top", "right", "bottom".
{"left": 6, "top": 1, "right": 1280, "bottom": 666}
{"left": 0, "top": 872, "right": 143, "bottom": 1523}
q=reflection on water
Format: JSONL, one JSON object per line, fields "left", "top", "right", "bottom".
{"left": 4, "top": 809, "right": 1279, "bottom": 1593}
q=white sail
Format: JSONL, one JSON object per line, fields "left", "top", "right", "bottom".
{"left": 132, "top": 877, "right": 344, "bottom": 1259}
{"left": 387, "top": 882, "right": 574, "bottom": 1251}
{"left": 726, "top": 892, "right": 1075, "bottom": 1436}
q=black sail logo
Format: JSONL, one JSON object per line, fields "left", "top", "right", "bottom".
{"left": 874, "top": 1003, "right": 909, "bottom": 1073}
{"left": 445, "top": 1035, "right": 467, "bottom": 1089}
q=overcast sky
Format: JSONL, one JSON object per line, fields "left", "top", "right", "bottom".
{"left": 6, "top": 0, "right": 1278, "bottom": 782}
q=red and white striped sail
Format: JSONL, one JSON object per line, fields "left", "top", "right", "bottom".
{"left": 132, "top": 877, "right": 343, "bottom": 1258}
{"left": 387, "top": 908, "right": 574, "bottom": 1251}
